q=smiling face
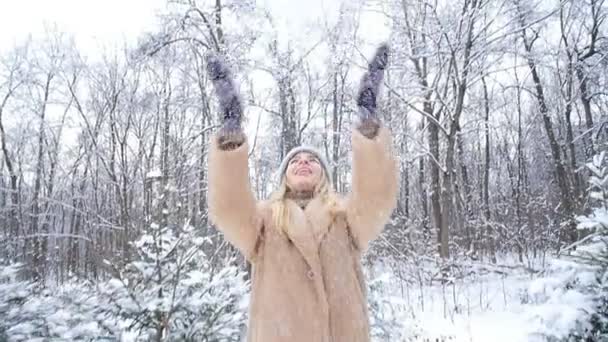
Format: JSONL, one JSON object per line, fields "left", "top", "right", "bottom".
{"left": 285, "top": 151, "right": 323, "bottom": 193}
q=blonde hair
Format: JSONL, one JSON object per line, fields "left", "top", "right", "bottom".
{"left": 269, "top": 169, "right": 339, "bottom": 234}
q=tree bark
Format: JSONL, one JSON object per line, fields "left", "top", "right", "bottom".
{"left": 575, "top": 65, "right": 596, "bottom": 158}
{"left": 31, "top": 73, "right": 53, "bottom": 282}
{"left": 482, "top": 77, "right": 496, "bottom": 263}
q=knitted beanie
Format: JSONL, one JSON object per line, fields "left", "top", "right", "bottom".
{"left": 277, "top": 146, "right": 331, "bottom": 185}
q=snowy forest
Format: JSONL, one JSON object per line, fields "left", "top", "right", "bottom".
{"left": 0, "top": 0, "right": 607, "bottom": 340}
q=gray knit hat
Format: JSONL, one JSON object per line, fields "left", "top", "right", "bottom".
{"left": 277, "top": 146, "right": 331, "bottom": 185}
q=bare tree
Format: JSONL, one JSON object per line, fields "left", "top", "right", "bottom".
{"left": 0, "top": 43, "right": 27, "bottom": 263}
{"left": 515, "top": 0, "right": 578, "bottom": 246}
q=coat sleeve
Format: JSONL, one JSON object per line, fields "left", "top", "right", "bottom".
{"left": 207, "top": 135, "right": 261, "bottom": 261}
{"left": 345, "top": 126, "right": 399, "bottom": 252}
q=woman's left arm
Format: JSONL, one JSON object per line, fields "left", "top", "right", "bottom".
{"left": 345, "top": 44, "right": 399, "bottom": 251}
{"left": 346, "top": 127, "right": 398, "bottom": 251}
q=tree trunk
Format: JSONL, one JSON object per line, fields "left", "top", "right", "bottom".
{"left": 575, "top": 64, "right": 595, "bottom": 159}
{"left": 419, "top": 122, "right": 430, "bottom": 237}
{"left": 331, "top": 72, "right": 341, "bottom": 191}
{"left": 214, "top": 0, "right": 225, "bottom": 50}
{"left": 563, "top": 63, "right": 581, "bottom": 204}
{"left": 31, "top": 73, "right": 53, "bottom": 282}
{"left": 559, "top": 23, "right": 583, "bottom": 205}
{"left": 278, "top": 76, "right": 300, "bottom": 158}
{"left": 482, "top": 77, "right": 496, "bottom": 263}
{"left": 199, "top": 95, "right": 210, "bottom": 229}
{"left": 401, "top": 134, "right": 410, "bottom": 219}
{"left": 457, "top": 133, "right": 473, "bottom": 252}
{"left": 428, "top": 106, "right": 443, "bottom": 256}
{"left": 438, "top": 0, "right": 479, "bottom": 259}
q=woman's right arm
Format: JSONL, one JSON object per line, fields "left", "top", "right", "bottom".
{"left": 207, "top": 134, "right": 261, "bottom": 261}
{"left": 205, "top": 53, "right": 262, "bottom": 261}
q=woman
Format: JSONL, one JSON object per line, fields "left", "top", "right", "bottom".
{"left": 206, "top": 45, "right": 398, "bottom": 342}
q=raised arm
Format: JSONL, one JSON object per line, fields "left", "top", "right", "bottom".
{"left": 346, "top": 44, "right": 399, "bottom": 252}
{"left": 206, "top": 54, "right": 261, "bottom": 260}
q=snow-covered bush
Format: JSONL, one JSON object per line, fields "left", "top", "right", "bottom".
{"left": 96, "top": 222, "right": 249, "bottom": 341}
{"left": 525, "top": 151, "right": 608, "bottom": 341}
{"left": 0, "top": 262, "right": 114, "bottom": 341}
{"left": 0, "top": 264, "right": 35, "bottom": 341}
{"left": 524, "top": 251, "right": 601, "bottom": 341}
{"left": 368, "top": 272, "right": 407, "bottom": 341}
{"left": 0, "top": 221, "right": 248, "bottom": 342}
{"left": 3, "top": 282, "right": 114, "bottom": 341}
{"left": 569, "top": 150, "right": 608, "bottom": 340}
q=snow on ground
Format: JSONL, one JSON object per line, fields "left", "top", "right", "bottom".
{"left": 2, "top": 249, "right": 602, "bottom": 341}
{"left": 370, "top": 253, "right": 600, "bottom": 342}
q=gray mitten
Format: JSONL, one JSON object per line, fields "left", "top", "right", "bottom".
{"left": 356, "top": 44, "right": 389, "bottom": 138}
{"left": 206, "top": 54, "right": 245, "bottom": 150}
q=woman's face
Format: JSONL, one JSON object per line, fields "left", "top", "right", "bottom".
{"left": 285, "top": 152, "right": 323, "bottom": 192}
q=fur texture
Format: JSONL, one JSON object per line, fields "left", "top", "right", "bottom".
{"left": 207, "top": 126, "right": 398, "bottom": 342}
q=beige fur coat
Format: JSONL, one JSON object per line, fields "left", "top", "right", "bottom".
{"left": 208, "top": 127, "right": 398, "bottom": 342}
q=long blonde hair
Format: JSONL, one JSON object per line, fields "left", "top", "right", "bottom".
{"left": 269, "top": 169, "right": 339, "bottom": 234}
